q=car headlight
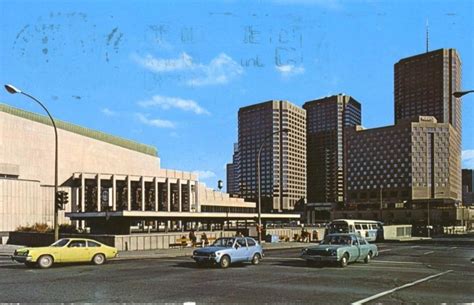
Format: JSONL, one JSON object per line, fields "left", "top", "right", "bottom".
{"left": 193, "top": 251, "right": 197, "bottom": 256}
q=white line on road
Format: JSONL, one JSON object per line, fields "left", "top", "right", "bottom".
{"left": 378, "top": 249, "right": 392, "bottom": 253}
{"left": 423, "top": 251, "right": 434, "bottom": 255}
{"left": 351, "top": 270, "right": 453, "bottom": 305}
{"left": 449, "top": 247, "right": 457, "bottom": 250}
{"left": 411, "top": 246, "right": 421, "bottom": 248}
{"left": 372, "top": 260, "right": 423, "bottom": 265}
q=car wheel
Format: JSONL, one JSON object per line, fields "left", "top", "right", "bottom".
{"left": 38, "top": 255, "right": 54, "bottom": 269}
{"left": 364, "top": 252, "right": 372, "bottom": 264}
{"left": 220, "top": 255, "right": 230, "bottom": 268}
{"left": 339, "top": 253, "right": 349, "bottom": 268}
{"left": 92, "top": 253, "right": 106, "bottom": 265}
{"left": 251, "top": 253, "right": 261, "bottom": 265}
{"left": 24, "top": 262, "right": 36, "bottom": 268}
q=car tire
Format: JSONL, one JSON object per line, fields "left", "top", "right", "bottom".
{"left": 92, "top": 253, "right": 106, "bottom": 265}
{"left": 364, "top": 252, "right": 372, "bottom": 264}
{"left": 339, "top": 253, "right": 349, "bottom": 268}
{"left": 38, "top": 255, "right": 54, "bottom": 269}
{"left": 220, "top": 255, "right": 230, "bottom": 269}
{"left": 251, "top": 253, "right": 261, "bottom": 265}
{"left": 24, "top": 262, "right": 36, "bottom": 268}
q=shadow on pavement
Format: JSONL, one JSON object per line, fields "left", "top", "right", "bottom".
{"left": 172, "top": 261, "right": 251, "bottom": 269}
{"left": 270, "top": 259, "right": 334, "bottom": 269}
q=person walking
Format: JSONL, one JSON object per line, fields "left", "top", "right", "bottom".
{"left": 189, "top": 229, "right": 197, "bottom": 247}
{"left": 201, "top": 232, "right": 209, "bottom": 247}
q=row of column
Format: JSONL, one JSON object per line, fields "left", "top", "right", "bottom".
{"left": 77, "top": 174, "right": 197, "bottom": 213}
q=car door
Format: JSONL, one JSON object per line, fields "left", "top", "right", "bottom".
{"left": 357, "top": 237, "right": 370, "bottom": 260}
{"left": 61, "top": 240, "right": 89, "bottom": 262}
{"left": 233, "top": 238, "right": 248, "bottom": 262}
{"left": 350, "top": 236, "right": 361, "bottom": 262}
{"left": 245, "top": 238, "right": 257, "bottom": 260}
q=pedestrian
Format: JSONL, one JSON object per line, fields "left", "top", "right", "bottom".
{"left": 189, "top": 229, "right": 197, "bottom": 247}
{"left": 201, "top": 232, "right": 209, "bottom": 247}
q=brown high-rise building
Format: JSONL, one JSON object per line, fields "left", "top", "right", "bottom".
{"left": 303, "top": 94, "right": 361, "bottom": 205}
{"left": 238, "top": 100, "right": 306, "bottom": 211}
{"left": 395, "top": 48, "right": 462, "bottom": 133}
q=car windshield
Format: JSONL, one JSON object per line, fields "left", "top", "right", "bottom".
{"left": 212, "top": 238, "right": 235, "bottom": 247}
{"left": 321, "top": 235, "right": 352, "bottom": 245}
{"left": 50, "top": 239, "right": 70, "bottom": 247}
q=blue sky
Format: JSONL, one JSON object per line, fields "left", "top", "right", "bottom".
{"left": 1, "top": 0, "right": 473, "bottom": 188}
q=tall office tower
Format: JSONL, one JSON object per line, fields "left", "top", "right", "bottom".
{"left": 303, "top": 94, "right": 361, "bottom": 205}
{"left": 226, "top": 143, "right": 240, "bottom": 196}
{"left": 462, "top": 169, "right": 474, "bottom": 205}
{"left": 395, "top": 48, "right": 462, "bottom": 203}
{"left": 395, "top": 48, "right": 461, "bottom": 130}
{"left": 238, "top": 100, "right": 306, "bottom": 212}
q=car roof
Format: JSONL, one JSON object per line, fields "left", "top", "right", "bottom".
{"left": 60, "top": 238, "right": 102, "bottom": 243}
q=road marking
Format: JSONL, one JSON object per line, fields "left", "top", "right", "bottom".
{"left": 423, "top": 251, "right": 434, "bottom": 255}
{"left": 351, "top": 270, "right": 453, "bottom": 305}
{"left": 449, "top": 247, "right": 457, "bottom": 250}
{"left": 411, "top": 246, "right": 421, "bottom": 248}
{"left": 372, "top": 260, "right": 423, "bottom": 265}
{"left": 378, "top": 249, "right": 392, "bottom": 253}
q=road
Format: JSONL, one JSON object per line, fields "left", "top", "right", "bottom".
{"left": 0, "top": 242, "right": 472, "bottom": 304}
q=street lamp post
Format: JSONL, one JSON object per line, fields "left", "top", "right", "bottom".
{"left": 4, "top": 84, "right": 60, "bottom": 241}
{"left": 452, "top": 90, "right": 474, "bottom": 98}
{"left": 257, "top": 128, "right": 289, "bottom": 244}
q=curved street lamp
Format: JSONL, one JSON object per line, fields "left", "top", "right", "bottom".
{"left": 257, "top": 128, "right": 290, "bottom": 244}
{"left": 452, "top": 90, "right": 474, "bottom": 98}
{"left": 4, "top": 84, "right": 60, "bottom": 241}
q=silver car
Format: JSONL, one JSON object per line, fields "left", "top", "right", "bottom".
{"left": 192, "top": 237, "right": 263, "bottom": 268}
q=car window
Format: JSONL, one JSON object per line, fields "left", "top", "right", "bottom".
{"left": 51, "top": 239, "right": 69, "bottom": 247}
{"left": 351, "top": 236, "right": 359, "bottom": 245}
{"left": 359, "top": 238, "right": 367, "bottom": 245}
{"left": 236, "top": 238, "right": 247, "bottom": 247}
{"left": 212, "top": 238, "right": 235, "bottom": 247}
{"left": 87, "top": 240, "right": 101, "bottom": 247}
{"left": 246, "top": 238, "right": 256, "bottom": 247}
{"left": 68, "top": 240, "right": 87, "bottom": 248}
{"left": 321, "top": 235, "right": 351, "bottom": 245}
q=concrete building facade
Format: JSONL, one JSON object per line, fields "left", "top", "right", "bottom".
{"left": 1, "top": 103, "right": 298, "bottom": 234}
{"left": 237, "top": 100, "right": 307, "bottom": 212}
{"left": 304, "top": 94, "right": 361, "bottom": 205}
{"left": 345, "top": 116, "right": 461, "bottom": 207}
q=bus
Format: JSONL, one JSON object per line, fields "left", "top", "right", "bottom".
{"left": 326, "top": 219, "right": 383, "bottom": 242}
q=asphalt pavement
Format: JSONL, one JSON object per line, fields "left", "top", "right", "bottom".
{"left": 0, "top": 241, "right": 472, "bottom": 304}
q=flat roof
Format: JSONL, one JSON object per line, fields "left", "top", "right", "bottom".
{"left": 0, "top": 103, "right": 158, "bottom": 157}
{"left": 66, "top": 211, "right": 300, "bottom": 221}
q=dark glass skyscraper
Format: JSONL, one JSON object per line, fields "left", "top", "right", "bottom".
{"left": 303, "top": 94, "right": 361, "bottom": 205}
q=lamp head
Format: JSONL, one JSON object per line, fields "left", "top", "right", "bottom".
{"left": 4, "top": 84, "right": 22, "bottom": 94}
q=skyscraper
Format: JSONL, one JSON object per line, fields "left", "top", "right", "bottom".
{"left": 226, "top": 143, "right": 240, "bottom": 196}
{"left": 395, "top": 48, "right": 462, "bottom": 202}
{"left": 237, "top": 100, "right": 306, "bottom": 211}
{"left": 395, "top": 48, "right": 462, "bottom": 132}
{"left": 303, "top": 94, "right": 361, "bottom": 205}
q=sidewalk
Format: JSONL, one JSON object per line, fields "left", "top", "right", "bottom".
{"left": 115, "top": 242, "right": 310, "bottom": 260}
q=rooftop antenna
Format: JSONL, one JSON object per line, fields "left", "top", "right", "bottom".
{"left": 425, "top": 19, "right": 429, "bottom": 53}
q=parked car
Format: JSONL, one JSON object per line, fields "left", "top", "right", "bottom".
{"left": 11, "top": 238, "right": 118, "bottom": 268}
{"left": 300, "top": 233, "right": 378, "bottom": 267}
{"left": 191, "top": 237, "right": 263, "bottom": 268}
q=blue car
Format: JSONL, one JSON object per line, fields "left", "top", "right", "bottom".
{"left": 192, "top": 237, "right": 263, "bottom": 268}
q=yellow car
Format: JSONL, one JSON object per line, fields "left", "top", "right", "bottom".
{"left": 11, "top": 238, "right": 118, "bottom": 268}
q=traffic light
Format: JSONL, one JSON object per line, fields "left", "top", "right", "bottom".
{"left": 55, "top": 191, "right": 69, "bottom": 210}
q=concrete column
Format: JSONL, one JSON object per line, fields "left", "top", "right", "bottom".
{"left": 154, "top": 177, "right": 158, "bottom": 211}
{"left": 178, "top": 179, "right": 182, "bottom": 212}
{"left": 112, "top": 175, "right": 117, "bottom": 211}
{"left": 127, "top": 176, "right": 131, "bottom": 211}
{"left": 195, "top": 182, "right": 200, "bottom": 212}
{"left": 80, "top": 173, "right": 85, "bottom": 212}
{"left": 166, "top": 178, "right": 171, "bottom": 212}
{"left": 141, "top": 177, "right": 146, "bottom": 211}
{"left": 97, "top": 174, "right": 101, "bottom": 212}
{"left": 188, "top": 180, "right": 192, "bottom": 212}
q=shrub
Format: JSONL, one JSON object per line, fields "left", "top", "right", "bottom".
{"left": 16, "top": 223, "right": 52, "bottom": 233}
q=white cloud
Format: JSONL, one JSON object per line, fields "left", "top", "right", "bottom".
{"left": 135, "top": 113, "right": 175, "bottom": 129}
{"left": 133, "top": 52, "right": 193, "bottom": 72}
{"left": 462, "top": 150, "right": 474, "bottom": 168}
{"left": 275, "top": 64, "right": 305, "bottom": 77}
{"left": 101, "top": 108, "right": 118, "bottom": 117}
{"left": 192, "top": 170, "right": 216, "bottom": 180}
{"left": 187, "top": 53, "right": 243, "bottom": 86}
{"left": 138, "top": 95, "right": 210, "bottom": 115}
{"left": 133, "top": 52, "right": 243, "bottom": 86}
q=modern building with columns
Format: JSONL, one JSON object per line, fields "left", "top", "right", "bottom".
{"left": 0, "top": 103, "right": 298, "bottom": 236}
